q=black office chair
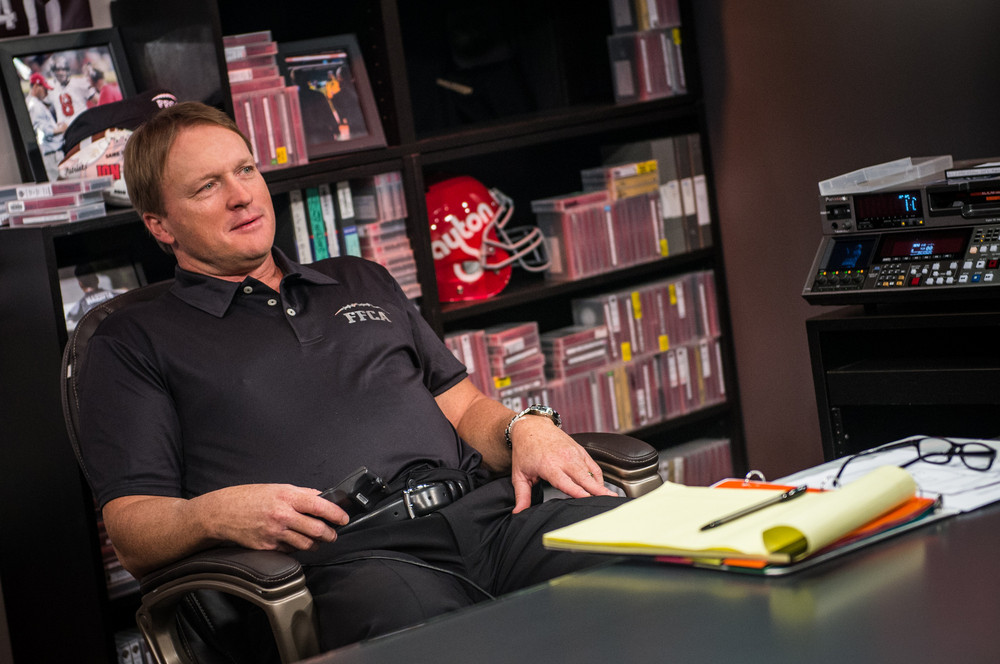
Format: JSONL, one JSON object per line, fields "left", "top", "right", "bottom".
{"left": 61, "top": 279, "right": 663, "bottom": 664}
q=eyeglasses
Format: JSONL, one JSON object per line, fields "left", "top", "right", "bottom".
{"left": 832, "top": 436, "right": 996, "bottom": 488}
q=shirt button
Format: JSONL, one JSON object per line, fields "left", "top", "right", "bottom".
{"left": 286, "top": 308, "right": 297, "bottom": 316}
{"left": 267, "top": 299, "right": 278, "bottom": 306}
{"left": 243, "top": 285, "right": 253, "bottom": 294}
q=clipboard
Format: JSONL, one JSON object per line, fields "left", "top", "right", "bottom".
{"left": 543, "top": 467, "right": 946, "bottom": 572}
{"left": 655, "top": 477, "right": 946, "bottom": 576}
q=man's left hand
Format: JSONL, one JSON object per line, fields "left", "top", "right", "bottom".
{"left": 508, "top": 414, "right": 618, "bottom": 513}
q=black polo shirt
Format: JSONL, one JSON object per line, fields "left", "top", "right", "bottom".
{"left": 78, "top": 249, "right": 480, "bottom": 508}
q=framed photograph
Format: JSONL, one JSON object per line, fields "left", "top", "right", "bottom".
{"left": 58, "top": 258, "right": 145, "bottom": 332}
{"left": 277, "top": 34, "right": 386, "bottom": 160}
{"left": 0, "top": 28, "right": 135, "bottom": 182}
{"left": 0, "top": 0, "right": 93, "bottom": 39}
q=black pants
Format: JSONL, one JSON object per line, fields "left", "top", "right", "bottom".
{"left": 297, "top": 478, "right": 624, "bottom": 651}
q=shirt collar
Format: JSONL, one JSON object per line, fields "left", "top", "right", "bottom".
{"left": 169, "top": 247, "right": 339, "bottom": 317}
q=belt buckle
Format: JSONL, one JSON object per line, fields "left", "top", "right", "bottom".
{"left": 402, "top": 482, "right": 434, "bottom": 519}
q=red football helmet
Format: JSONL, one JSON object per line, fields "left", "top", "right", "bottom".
{"left": 426, "top": 176, "right": 549, "bottom": 302}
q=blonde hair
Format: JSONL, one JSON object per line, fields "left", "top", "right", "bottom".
{"left": 124, "top": 102, "right": 252, "bottom": 219}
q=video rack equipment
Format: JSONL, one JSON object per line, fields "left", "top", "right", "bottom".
{"left": 802, "top": 156, "right": 1000, "bottom": 305}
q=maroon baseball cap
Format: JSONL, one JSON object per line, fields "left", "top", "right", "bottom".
{"left": 29, "top": 73, "right": 52, "bottom": 90}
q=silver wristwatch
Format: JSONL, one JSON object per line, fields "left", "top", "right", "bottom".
{"left": 505, "top": 404, "right": 562, "bottom": 449}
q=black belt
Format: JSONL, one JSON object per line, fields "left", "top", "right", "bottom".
{"left": 339, "top": 479, "right": 468, "bottom": 535}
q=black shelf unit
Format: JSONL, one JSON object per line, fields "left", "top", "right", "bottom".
{"left": 807, "top": 303, "right": 1000, "bottom": 460}
{"left": 0, "top": 1, "right": 744, "bottom": 661}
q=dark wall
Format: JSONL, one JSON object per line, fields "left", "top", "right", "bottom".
{"left": 691, "top": 0, "right": 1000, "bottom": 477}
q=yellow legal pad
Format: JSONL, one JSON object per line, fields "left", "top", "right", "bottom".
{"left": 543, "top": 466, "right": 917, "bottom": 564}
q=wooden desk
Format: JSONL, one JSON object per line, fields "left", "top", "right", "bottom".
{"left": 307, "top": 502, "right": 1000, "bottom": 664}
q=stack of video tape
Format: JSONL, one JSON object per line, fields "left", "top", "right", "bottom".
{"left": 657, "top": 437, "right": 733, "bottom": 486}
{"left": 609, "top": 0, "right": 682, "bottom": 33}
{"left": 625, "top": 353, "right": 663, "bottom": 428}
{"left": 532, "top": 158, "right": 662, "bottom": 281}
{"left": 580, "top": 159, "right": 664, "bottom": 268}
{"left": 540, "top": 325, "right": 611, "bottom": 380}
{"left": 485, "top": 322, "right": 547, "bottom": 405}
{"left": 606, "top": 0, "right": 686, "bottom": 104}
{"left": 498, "top": 382, "right": 552, "bottom": 416}
{"left": 444, "top": 329, "right": 493, "bottom": 397}
{"left": 545, "top": 372, "right": 600, "bottom": 434}
{"left": 656, "top": 325, "right": 725, "bottom": 419}
{"left": 1, "top": 175, "right": 112, "bottom": 226}
{"left": 572, "top": 270, "right": 715, "bottom": 362}
{"left": 602, "top": 133, "right": 712, "bottom": 256}
{"left": 351, "top": 172, "right": 407, "bottom": 224}
{"left": 580, "top": 159, "right": 659, "bottom": 199}
{"left": 356, "top": 218, "right": 421, "bottom": 299}
{"left": 532, "top": 188, "right": 661, "bottom": 281}
{"left": 593, "top": 364, "right": 633, "bottom": 433}
{"left": 224, "top": 31, "right": 307, "bottom": 172}
{"left": 569, "top": 269, "right": 725, "bottom": 423}
{"left": 531, "top": 190, "right": 613, "bottom": 281}
{"left": 352, "top": 172, "right": 421, "bottom": 299}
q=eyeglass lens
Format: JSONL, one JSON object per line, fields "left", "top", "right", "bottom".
{"left": 916, "top": 437, "right": 995, "bottom": 470}
{"left": 834, "top": 437, "right": 996, "bottom": 486}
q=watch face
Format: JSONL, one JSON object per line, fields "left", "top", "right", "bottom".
{"left": 506, "top": 404, "right": 562, "bottom": 448}
{"left": 527, "top": 405, "right": 561, "bottom": 427}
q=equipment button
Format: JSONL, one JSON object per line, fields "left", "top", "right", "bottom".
{"left": 986, "top": 273, "right": 995, "bottom": 282}
{"left": 973, "top": 274, "right": 982, "bottom": 283}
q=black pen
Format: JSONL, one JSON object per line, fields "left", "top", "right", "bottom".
{"left": 700, "top": 485, "right": 808, "bottom": 531}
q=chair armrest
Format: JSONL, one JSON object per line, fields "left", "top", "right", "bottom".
{"left": 139, "top": 548, "right": 304, "bottom": 595}
{"left": 136, "top": 548, "right": 319, "bottom": 664}
{"left": 571, "top": 432, "right": 663, "bottom": 498}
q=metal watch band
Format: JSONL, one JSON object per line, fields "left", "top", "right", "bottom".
{"left": 504, "top": 404, "right": 562, "bottom": 449}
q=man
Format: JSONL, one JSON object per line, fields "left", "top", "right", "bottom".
{"left": 77, "top": 101, "right": 621, "bottom": 652}
{"left": 25, "top": 72, "right": 63, "bottom": 179}
{"left": 47, "top": 54, "right": 95, "bottom": 132}
{"left": 86, "top": 65, "right": 123, "bottom": 105}
{"left": 65, "top": 267, "right": 121, "bottom": 329}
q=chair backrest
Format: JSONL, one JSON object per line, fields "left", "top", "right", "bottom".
{"left": 58, "top": 278, "right": 312, "bottom": 664}
{"left": 61, "top": 279, "right": 175, "bottom": 489}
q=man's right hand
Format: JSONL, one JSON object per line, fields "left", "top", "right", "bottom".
{"left": 102, "top": 484, "right": 350, "bottom": 578}
{"left": 199, "top": 484, "right": 350, "bottom": 552}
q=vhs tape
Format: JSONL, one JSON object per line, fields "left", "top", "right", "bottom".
{"left": 607, "top": 27, "right": 686, "bottom": 104}
{"left": 6, "top": 189, "right": 105, "bottom": 213}
{"left": 9, "top": 201, "right": 106, "bottom": 226}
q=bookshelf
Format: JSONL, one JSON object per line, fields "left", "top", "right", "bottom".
{"left": 0, "top": 1, "right": 745, "bottom": 661}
